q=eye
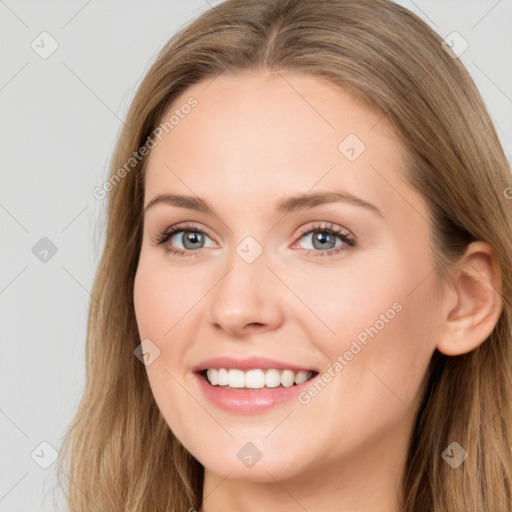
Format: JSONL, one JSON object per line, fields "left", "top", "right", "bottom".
{"left": 152, "top": 221, "right": 355, "bottom": 258}
{"left": 292, "top": 222, "right": 355, "bottom": 257}
{"left": 152, "top": 222, "right": 216, "bottom": 257}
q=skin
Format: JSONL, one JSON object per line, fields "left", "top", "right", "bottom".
{"left": 133, "top": 69, "right": 502, "bottom": 512}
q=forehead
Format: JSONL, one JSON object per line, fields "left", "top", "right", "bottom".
{"left": 144, "top": 70, "right": 425, "bottom": 223}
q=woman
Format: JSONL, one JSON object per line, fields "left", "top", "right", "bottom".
{"left": 57, "top": 0, "right": 512, "bottom": 510}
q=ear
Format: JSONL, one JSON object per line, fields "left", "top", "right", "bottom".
{"left": 436, "top": 241, "right": 503, "bottom": 356}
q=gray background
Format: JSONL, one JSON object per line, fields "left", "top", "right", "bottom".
{"left": 1, "top": 1, "right": 511, "bottom": 510}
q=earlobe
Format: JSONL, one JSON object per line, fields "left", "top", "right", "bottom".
{"left": 436, "top": 241, "right": 503, "bottom": 356}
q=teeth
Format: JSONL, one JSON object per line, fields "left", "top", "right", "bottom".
{"left": 281, "top": 370, "right": 295, "bottom": 388}
{"left": 228, "top": 369, "right": 245, "bottom": 388}
{"left": 294, "top": 370, "right": 309, "bottom": 384}
{"left": 217, "top": 368, "right": 229, "bottom": 386}
{"left": 245, "top": 369, "right": 266, "bottom": 388}
{"left": 205, "top": 368, "right": 313, "bottom": 389}
{"left": 265, "top": 369, "right": 281, "bottom": 388}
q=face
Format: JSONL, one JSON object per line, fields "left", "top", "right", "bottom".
{"left": 133, "top": 69, "right": 441, "bottom": 482}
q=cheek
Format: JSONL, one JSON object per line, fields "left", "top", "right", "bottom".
{"left": 133, "top": 254, "right": 214, "bottom": 400}
{"left": 132, "top": 257, "right": 197, "bottom": 406}
{"left": 133, "top": 264, "right": 170, "bottom": 339}
{"left": 306, "top": 253, "right": 437, "bottom": 416}
{"left": 133, "top": 255, "right": 203, "bottom": 341}
{"left": 288, "top": 254, "right": 403, "bottom": 344}
{"left": 133, "top": 259, "right": 200, "bottom": 434}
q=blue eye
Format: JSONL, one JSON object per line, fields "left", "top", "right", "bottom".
{"left": 153, "top": 221, "right": 355, "bottom": 258}
{"left": 153, "top": 223, "right": 215, "bottom": 257}
{"left": 293, "top": 222, "right": 355, "bottom": 256}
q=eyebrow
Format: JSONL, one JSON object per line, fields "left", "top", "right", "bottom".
{"left": 143, "top": 190, "right": 383, "bottom": 218}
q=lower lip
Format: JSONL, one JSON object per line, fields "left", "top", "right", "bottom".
{"left": 194, "top": 372, "right": 317, "bottom": 414}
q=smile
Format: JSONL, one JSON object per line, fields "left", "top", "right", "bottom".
{"left": 194, "top": 368, "right": 320, "bottom": 414}
{"left": 203, "top": 368, "right": 316, "bottom": 389}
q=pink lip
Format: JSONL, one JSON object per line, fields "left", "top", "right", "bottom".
{"left": 193, "top": 371, "right": 318, "bottom": 414}
{"left": 192, "top": 356, "right": 316, "bottom": 373}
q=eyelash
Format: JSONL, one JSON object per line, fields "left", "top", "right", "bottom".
{"left": 152, "top": 222, "right": 356, "bottom": 258}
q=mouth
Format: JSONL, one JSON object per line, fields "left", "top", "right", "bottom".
{"left": 198, "top": 368, "right": 319, "bottom": 390}
{"left": 192, "top": 356, "right": 321, "bottom": 412}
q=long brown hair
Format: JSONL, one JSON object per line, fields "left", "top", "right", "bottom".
{"left": 56, "top": 0, "right": 512, "bottom": 510}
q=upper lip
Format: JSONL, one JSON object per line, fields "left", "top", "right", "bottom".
{"left": 192, "top": 356, "right": 318, "bottom": 373}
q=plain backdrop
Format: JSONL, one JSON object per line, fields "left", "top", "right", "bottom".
{"left": 1, "top": 1, "right": 511, "bottom": 510}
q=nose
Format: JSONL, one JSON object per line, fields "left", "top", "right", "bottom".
{"left": 206, "top": 248, "right": 286, "bottom": 337}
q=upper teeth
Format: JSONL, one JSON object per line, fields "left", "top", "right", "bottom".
{"left": 205, "top": 368, "right": 313, "bottom": 388}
